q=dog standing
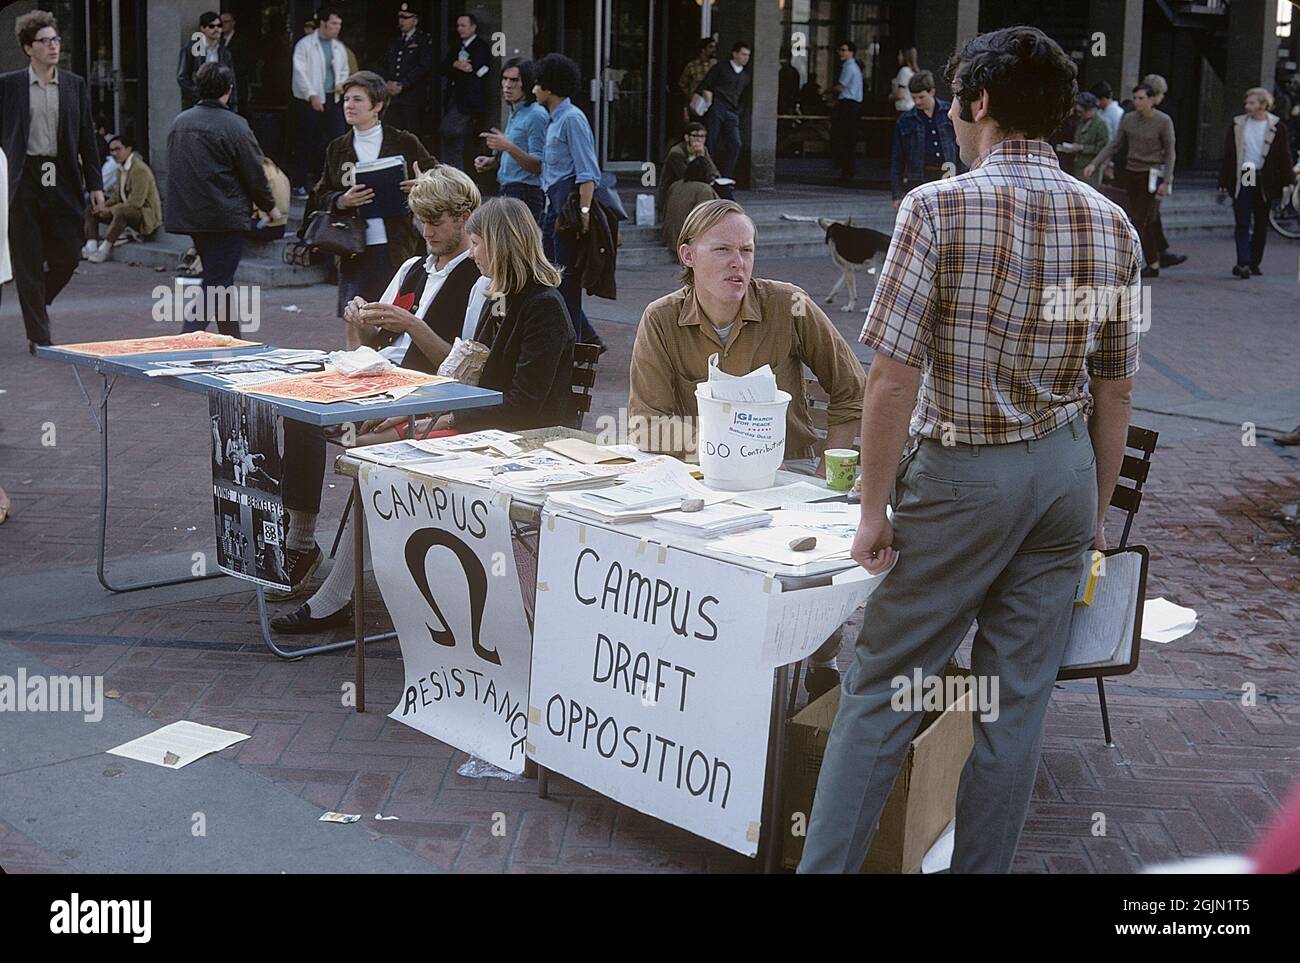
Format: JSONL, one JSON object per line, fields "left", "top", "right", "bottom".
{"left": 781, "top": 214, "right": 892, "bottom": 311}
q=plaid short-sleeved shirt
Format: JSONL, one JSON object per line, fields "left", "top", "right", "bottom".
{"left": 862, "top": 139, "right": 1142, "bottom": 445}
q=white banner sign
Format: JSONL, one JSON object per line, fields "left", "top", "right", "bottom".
{"left": 360, "top": 465, "right": 532, "bottom": 773}
{"left": 528, "top": 512, "right": 776, "bottom": 855}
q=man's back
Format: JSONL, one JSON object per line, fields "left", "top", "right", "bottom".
{"left": 165, "top": 102, "right": 271, "bottom": 234}
{"left": 864, "top": 139, "right": 1141, "bottom": 445}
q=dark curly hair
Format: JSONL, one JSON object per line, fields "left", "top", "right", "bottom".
{"left": 535, "top": 53, "right": 582, "bottom": 100}
{"left": 944, "top": 26, "right": 1077, "bottom": 139}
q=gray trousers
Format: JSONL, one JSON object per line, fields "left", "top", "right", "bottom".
{"left": 798, "top": 417, "right": 1097, "bottom": 873}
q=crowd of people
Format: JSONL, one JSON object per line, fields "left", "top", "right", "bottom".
{"left": 1, "top": 4, "right": 1298, "bottom": 872}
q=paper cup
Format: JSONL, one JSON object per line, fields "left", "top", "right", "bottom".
{"left": 824, "top": 448, "right": 859, "bottom": 491}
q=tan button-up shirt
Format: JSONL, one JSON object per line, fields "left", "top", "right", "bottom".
{"left": 27, "top": 65, "right": 59, "bottom": 156}
{"left": 629, "top": 278, "right": 866, "bottom": 460}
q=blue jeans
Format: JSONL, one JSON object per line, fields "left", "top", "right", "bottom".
{"left": 543, "top": 181, "right": 601, "bottom": 344}
{"left": 1232, "top": 185, "right": 1269, "bottom": 268}
{"left": 183, "top": 232, "right": 245, "bottom": 337}
{"left": 500, "top": 181, "right": 545, "bottom": 226}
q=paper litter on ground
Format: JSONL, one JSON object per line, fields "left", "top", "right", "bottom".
{"left": 106, "top": 720, "right": 249, "bottom": 769}
{"left": 922, "top": 819, "right": 956, "bottom": 873}
{"left": 319, "top": 812, "right": 361, "bottom": 824}
{"left": 1141, "top": 597, "right": 1198, "bottom": 643}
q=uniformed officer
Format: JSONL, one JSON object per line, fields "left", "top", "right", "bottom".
{"left": 383, "top": 3, "right": 434, "bottom": 135}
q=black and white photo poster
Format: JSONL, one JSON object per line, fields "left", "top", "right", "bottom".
{"left": 528, "top": 512, "right": 776, "bottom": 855}
{"left": 208, "top": 389, "right": 289, "bottom": 590}
{"left": 360, "top": 465, "right": 533, "bottom": 773}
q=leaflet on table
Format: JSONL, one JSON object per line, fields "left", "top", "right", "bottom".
{"left": 730, "top": 480, "right": 843, "bottom": 510}
{"left": 59, "top": 331, "right": 261, "bottom": 356}
{"left": 710, "top": 523, "right": 855, "bottom": 566}
{"left": 429, "top": 449, "right": 579, "bottom": 485}
{"left": 490, "top": 464, "right": 623, "bottom": 496}
{"left": 707, "top": 353, "right": 776, "bottom": 402}
{"left": 650, "top": 502, "right": 773, "bottom": 537}
{"left": 421, "top": 429, "right": 522, "bottom": 453}
{"left": 548, "top": 460, "right": 731, "bottom": 521}
{"left": 144, "top": 348, "right": 328, "bottom": 378}
{"left": 347, "top": 440, "right": 450, "bottom": 468}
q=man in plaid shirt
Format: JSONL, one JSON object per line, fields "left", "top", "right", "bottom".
{"left": 800, "top": 26, "right": 1142, "bottom": 874}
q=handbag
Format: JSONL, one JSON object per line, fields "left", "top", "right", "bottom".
{"left": 301, "top": 207, "right": 365, "bottom": 257}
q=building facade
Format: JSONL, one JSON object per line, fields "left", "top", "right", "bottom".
{"left": 0, "top": 0, "right": 1290, "bottom": 194}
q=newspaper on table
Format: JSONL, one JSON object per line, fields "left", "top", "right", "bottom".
{"left": 347, "top": 440, "right": 451, "bottom": 468}
{"left": 432, "top": 449, "right": 579, "bottom": 485}
{"left": 424, "top": 429, "right": 523, "bottom": 453}
{"left": 145, "top": 348, "right": 328, "bottom": 388}
{"left": 707, "top": 352, "right": 777, "bottom": 402}
{"left": 490, "top": 464, "right": 624, "bottom": 497}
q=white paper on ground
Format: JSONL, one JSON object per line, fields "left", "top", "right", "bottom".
{"left": 922, "top": 819, "right": 956, "bottom": 873}
{"left": 759, "top": 556, "right": 896, "bottom": 668}
{"left": 707, "top": 352, "right": 777, "bottom": 402}
{"left": 106, "top": 720, "right": 249, "bottom": 769}
{"left": 1140, "top": 597, "right": 1198, "bottom": 643}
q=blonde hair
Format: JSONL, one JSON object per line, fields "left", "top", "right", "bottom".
{"left": 464, "top": 197, "right": 562, "bottom": 298}
{"left": 1141, "top": 73, "right": 1167, "bottom": 104}
{"left": 408, "top": 164, "right": 480, "bottom": 224}
{"left": 1245, "top": 86, "right": 1274, "bottom": 111}
{"left": 675, "top": 199, "right": 755, "bottom": 288}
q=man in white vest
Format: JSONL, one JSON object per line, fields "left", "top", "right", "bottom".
{"left": 290, "top": 7, "right": 350, "bottom": 196}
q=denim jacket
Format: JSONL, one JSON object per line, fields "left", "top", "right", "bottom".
{"left": 890, "top": 101, "right": 963, "bottom": 199}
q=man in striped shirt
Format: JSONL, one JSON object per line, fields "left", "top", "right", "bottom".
{"left": 799, "top": 26, "right": 1142, "bottom": 874}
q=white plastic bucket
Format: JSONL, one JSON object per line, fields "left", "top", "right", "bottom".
{"left": 694, "top": 384, "right": 791, "bottom": 491}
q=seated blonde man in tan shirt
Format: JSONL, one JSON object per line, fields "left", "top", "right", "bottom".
{"left": 628, "top": 199, "right": 865, "bottom": 476}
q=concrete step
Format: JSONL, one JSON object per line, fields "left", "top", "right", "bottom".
{"left": 114, "top": 230, "right": 330, "bottom": 288}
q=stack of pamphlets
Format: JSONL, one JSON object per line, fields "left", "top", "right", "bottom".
{"left": 651, "top": 503, "right": 773, "bottom": 538}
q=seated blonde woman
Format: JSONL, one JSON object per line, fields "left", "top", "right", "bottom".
{"left": 275, "top": 196, "right": 574, "bottom": 633}
{"left": 358, "top": 195, "right": 577, "bottom": 442}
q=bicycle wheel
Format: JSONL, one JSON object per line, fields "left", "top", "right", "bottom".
{"left": 1268, "top": 185, "right": 1300, "bottom": 239}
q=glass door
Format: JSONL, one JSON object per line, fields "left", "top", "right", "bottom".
{"left": 597, "top": 0, "right": 654, "bottom": 169}
{"left": 85, "top": 0, "right": 142, "bottom": 140}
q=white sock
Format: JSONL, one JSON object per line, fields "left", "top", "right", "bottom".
{"left": 286, "top": 511, "right": 317, "bottom": 553}
{"left": 304, "top": 522, "right": 355, "bottom": 617}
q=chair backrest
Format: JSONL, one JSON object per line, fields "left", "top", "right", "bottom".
{"left": 804, "top": 371, "right": 863, "bottom": 448}
{"left": 1110, "top": 424, "right": 1158, "bottom": 548}
{"left": 571, "top": 343, "right": 602, "bottom": 430}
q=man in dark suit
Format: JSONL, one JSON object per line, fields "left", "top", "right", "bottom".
{"left": 0, "top": 10, "right": 103, "bottom": 351}
{"left": 439, "top": 12, "right": 491, "bottom": 170}
{"left": 178, "top": 10, "right": 237, "bottom": 112}
{"left": 220, "top": 11, "right": 254, "bottom": 115}
{"left": 383, "top": 3, "right": 434, "bottom": 135}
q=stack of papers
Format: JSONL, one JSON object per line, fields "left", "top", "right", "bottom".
{"left": 652, "top": 503, "right": 772, "bottom": 538}
{"left": 731, "top": 480, "right": 843, "bottom": 510}
{"left": 549, "top": 459, "right": 730, "bottom": 522}
{"left": 710, "top": 507, "right": 861, "bottom": 566}
{"left": 491, "top": 464, "right": 624, "bottom": 497}
{"left": 707, "top": 352, "right": 776, "bottom": 402}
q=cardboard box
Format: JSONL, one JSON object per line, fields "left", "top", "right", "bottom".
{"left": 783, "top": 664, "right": 975, "bottom": 873}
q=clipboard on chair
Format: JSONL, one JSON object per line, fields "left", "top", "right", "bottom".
{"left": 1057, "top": 545, "right": 1148, "bottom": 680}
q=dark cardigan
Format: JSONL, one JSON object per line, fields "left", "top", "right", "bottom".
{"left": 309, "top": 125, "right": 435, "bottom": 268}
{"left": 454, "top": 281, "right": 576, "bottom": 432}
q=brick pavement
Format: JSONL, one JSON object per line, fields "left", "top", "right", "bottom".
{"left": 0, "top": 233, "right": 1296, "bottom": 874}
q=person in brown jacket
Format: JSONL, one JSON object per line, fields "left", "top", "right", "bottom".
{"left": 629, "top": 197, "right": 866, "bottom": 697}
{"left": 310, "top": 70, "right": 435, "bottom": 316}
{"left": 82, "top": 133, "right": 161, "bottom": 263}
{"left": 1218, "top": 87, "right": 1297, "bottom": 278}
